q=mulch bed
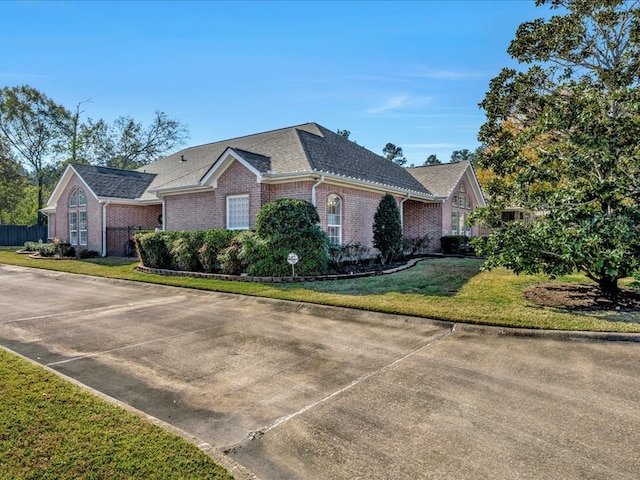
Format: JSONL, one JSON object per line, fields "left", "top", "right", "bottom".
{"left": 523, "top": 283, "right": 640, "bottom": 312}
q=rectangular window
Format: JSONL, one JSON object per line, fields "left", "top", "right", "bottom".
{"left": 227, "top": 195, "right": 249, "bottom": 230}
{"left": 69, "top": 211, "right": 78, "bottom": 245}
{"left": 327, "top": 226, "right": 341, "bottom": 245}
{"left": 79, "top": 210, "right": 87, "bottom": 246}
{"left": 451, "top": 211, "right": 458, "bottom": 236}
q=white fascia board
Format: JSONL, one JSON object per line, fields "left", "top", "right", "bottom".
{"left": 97, "top": 197, "right": 162, "bottom": 205}
{"left": 262, "top": 171, "right": 443, "bottom": 203}
{"left": 466, "top": 165, "right": 487, "bottom": 207}
{"left": 200, "top": 148, "right": 263, "bottom": 187}
{"left": 149, "top": 184, "right": 213, "bottom": 197}
{"left": 45, "top": 164, "right": 99, "bottom": 209}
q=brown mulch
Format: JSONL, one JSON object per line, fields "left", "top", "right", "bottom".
{"left": 523, "top": 283, "right": 640, "bottom": 312}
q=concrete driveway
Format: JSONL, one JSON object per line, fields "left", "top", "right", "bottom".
{"left": 1, "top": 263, "right": 639, "bottom": 480}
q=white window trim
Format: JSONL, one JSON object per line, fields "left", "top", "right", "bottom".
{"left": 226, "top": 194, "right": 250, "bottom": 230}
{"left": 327, "top": 194, "right": 342, "bottom": 245}
{"left": 69, "top": 211, "right": 78, "bottom": 245}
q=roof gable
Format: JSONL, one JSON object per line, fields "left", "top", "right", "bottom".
{"left": 407, "top": 161, "right": 486, "bottom": 206}
{"left": 199, "top": 148, "right": 266, "bottom": 188}
{"left": 71, "top": 164, "right": 157, "bottom": 199}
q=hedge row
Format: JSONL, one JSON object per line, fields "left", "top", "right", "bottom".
{"left": 135, "top": 199, "right": 330, "bottom": 277}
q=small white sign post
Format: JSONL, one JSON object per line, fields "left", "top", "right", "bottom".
{"left": 287, "top": 252, "right": 299, "bottom": 277}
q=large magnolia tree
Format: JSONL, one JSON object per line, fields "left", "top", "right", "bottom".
{"left": 473, "top": 0, "right": 640, "bottom": 294}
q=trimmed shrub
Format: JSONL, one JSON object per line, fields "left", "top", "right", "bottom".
{"left": 135, "top": 231, "right": 177, "bottom": 269}
{"left": 170, "top": 230, "right": 205, "bottom": 271}
{"left": 328, "top": 242, "right": 370, "bottom": 271}
{"left": 256, "top": 198, "right": 321, "bottom": 238}
{"left": 373, "top": 193, "right": 403, "bottom": 264}
{"left": 78, "top": 249, "right": 100, "bottom": 259}
{"left": 248, "top": 199, "right": 328, "bottom": 276}
{"left": 403, "top": 234, "right": 431, "bottom": 255}
{"left": 217, "top": 230, "right": 256, "bottom": 275}
{"left": 440, "top": 235, "right": 472, "bottom": 254}
{"left": 199, "top": 229, "right": 237, "bottom": 273}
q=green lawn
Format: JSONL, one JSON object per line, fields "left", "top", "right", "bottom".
{"left": 0, "top": 247, "right": 638, "bottom": 478}
{"left": 0, "top": 349, "right": 233, "bottom": 480}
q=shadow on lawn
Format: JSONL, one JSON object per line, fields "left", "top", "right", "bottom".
{"left": 278, "top": 257, "right": 485, "bottom": 297}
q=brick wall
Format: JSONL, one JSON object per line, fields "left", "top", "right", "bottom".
{"left": 403, "top": 201, "right": 442, "bottom": 252}
{"left": 106, "top": 204, "right": 162, "bottom": 230}
{"left": 165, "top": 190, "right": 219, "bottom": 230}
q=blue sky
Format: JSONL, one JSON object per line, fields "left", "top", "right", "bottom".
{"left": 2, "top": 0, "right": 546, "bottom": 166}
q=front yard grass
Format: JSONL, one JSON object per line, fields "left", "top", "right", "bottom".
{"left": 0, "top": 348, "right": 233, "bottom": 480}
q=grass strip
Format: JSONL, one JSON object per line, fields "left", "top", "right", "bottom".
{"left": 0, "top": 348, "right": 234, "bottom": 480}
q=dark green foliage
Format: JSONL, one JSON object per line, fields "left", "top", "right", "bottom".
{"left": 327, "top": 242, "right": 370, "bottom": 271}
{"left": 217, "top": 230, "right": 255, "bottom": 275}
{"left": 170, "top": 231, "right": 204, "bottom": 271}
{"left": 255, "top": 198, "right": 321, "bottom": 238}
{"left": 475, "top": 0, "right": 640, "bottom": 293}
{"left": 78, "top": 249, "right": 100, "bottom": 259}
{"left": 373, "top": 193, "right": 403, "bottom": 264}
{"left": 403, "top": 235, "right": 431, "bottom": 255}
{"left": 440, "top": 236, "right": 471, "bottom": 255}
{"left": 134, "top": 231, "right": 177, "bottom": 269}
{"left": 249, "top": 199, "right": 328, "bottom": 276}
{"left": 135, "top": 200, "right": 328, "bottom": 277}
{"left": 198, "top": 229, "right": 237, "bottom": 273}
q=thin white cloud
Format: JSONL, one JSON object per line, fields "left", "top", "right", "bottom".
{"left": 366, "top": 94, "right": 431, "bottom": 114}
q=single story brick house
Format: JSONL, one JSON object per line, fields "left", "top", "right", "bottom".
{"left": 43, "top": 122, "right": 485, "bottom": 256}
{"left": 406, "top": 161, "right": 486, "bottom": 237}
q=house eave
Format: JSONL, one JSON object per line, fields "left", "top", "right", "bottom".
{"left": 262, "top": 171, "right": 443, "bottom": 202}
{"left": 149, "top": 185, "right": 213, "bottom": 197}
{"left": 97, "top": 197, "right": 162, "bottom": 205}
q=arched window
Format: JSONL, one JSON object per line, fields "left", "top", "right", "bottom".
{"left": 69, "top": 188, "right": 87, "bottom": 246}
{"left": 326, "top": 194, "right": 342, "bottom": 245}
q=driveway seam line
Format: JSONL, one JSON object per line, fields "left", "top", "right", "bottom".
{"left": 225, "top": 323, "right": 458, "bottom": 452}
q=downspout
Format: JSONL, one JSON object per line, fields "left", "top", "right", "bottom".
{"left": 311, "top": 175, "right": 325, "bottom": 207}
{"left": 162, "top": 198, "right": 166, "bottom": 230}
{"left": 102, "top": 200, "right": 110, "bottom": 257}
{"left": 400, "top": 193, "right": 411, "bottom": 229}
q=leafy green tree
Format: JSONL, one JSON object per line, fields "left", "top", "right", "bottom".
{"left": 373, "top": 193, "right": 403, "bottom": 264}
{"left": 83, "top": 111, "right": 188, "bottom": 170}
{"left": 0, "top": 139, "right": 30, "bottom": 224}
{"left": 473, "top": 0, "right": 640, "bottom": 294}
{"left": 382, "top": 142, "right": 407, "bottom": 166}
{"left": 450, "top": 148, "right": 478, "bottom": 165}
{"left": 424, "top": 154, "right": 442, "bottom": 166}
{"left": 0, "top": 85, "right": 72, "bottom": 224}
{"left": 336, "top": 129, "right": 350, "bottom": 138}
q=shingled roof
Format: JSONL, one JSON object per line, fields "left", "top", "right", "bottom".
{"left": 71, "top": 163, "right": 157, "bottom": 199}
{"left": 406, "top": 161, "right": 472, "bottom": 198}
{"left": 138, "top": 122, "right": 433, "bottom": 199}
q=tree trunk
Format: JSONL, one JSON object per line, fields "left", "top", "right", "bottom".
{"left": 36, "top": 176, "right": 45, "bottom": 226}
{"left": 598, "top": 275, "right": 619, "bottom": 296}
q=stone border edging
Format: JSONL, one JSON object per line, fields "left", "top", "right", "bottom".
{"left": 136, "top": 258, "right": 423, "bottom": 282}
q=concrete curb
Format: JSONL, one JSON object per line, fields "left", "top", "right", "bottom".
{"left": 454, "top": 322, "right": 640, "bottom": 343}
